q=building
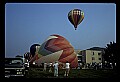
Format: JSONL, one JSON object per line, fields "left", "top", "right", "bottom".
{"left": 74, "top": 49, "right": 82, "bottom": 63}
{"left": 81, "top": 47, "right": 105, "bottom": 64}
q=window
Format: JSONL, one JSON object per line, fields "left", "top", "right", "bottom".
{"left": 99, "top": 58, "right": 101, "bottom": 60}
{"left": 92, "top": 57, "right": 95, "bottom": 60}
{"left": 93, "top": 52, "right": 94, "bottom": 55}
{"left": 98, "top": 53, "right": 101, "bottom": 55}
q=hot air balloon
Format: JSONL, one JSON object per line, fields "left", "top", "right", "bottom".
{"left": 68, "top": 9, "right": 84, "bottom": 30}
{"left": 29, "top": 44, "right": 40, "bottom": 63}
{"left": 31, "top": 34, "right": 78, "bottom": 68}
{"left": 30, "top": 44, "right": 40, "bottom": 57}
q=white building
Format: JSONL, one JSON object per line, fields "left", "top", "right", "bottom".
{"left": 81, "top": 47, "right": 105, "bottom": 64}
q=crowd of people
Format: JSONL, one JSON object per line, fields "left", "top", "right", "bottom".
{"left": 37, "top": 61, "right": 117, "bottom": 77}
{"left": 28, "top": 61, "right": 116, "bottom": 77}
{"left": 78, "top": 62, "right": 117, "bottom": 70}
{"left": 42, "top": 61, "right": 71, "bottom": 77}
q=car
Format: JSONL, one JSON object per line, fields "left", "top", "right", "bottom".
{"left": 5, "top": 57, "right": 27, "bottom": 78}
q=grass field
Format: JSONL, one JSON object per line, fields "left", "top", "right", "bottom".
{"left": 25, "top": 67, "right": 119, "bottom": 78}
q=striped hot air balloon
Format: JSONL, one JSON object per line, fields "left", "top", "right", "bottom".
{"left": 34, "top": 34, "right": 78, "bottom": 68}
{"left": 68, "top": 9, "right": 84, "bottom": 30}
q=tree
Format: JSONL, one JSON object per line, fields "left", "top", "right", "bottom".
{"left": 103, "top": 41, "right": 117, "bottom": 68}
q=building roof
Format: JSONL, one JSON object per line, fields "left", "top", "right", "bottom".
{"left": 86, "top": 47, "right": 105, "bottom": 51}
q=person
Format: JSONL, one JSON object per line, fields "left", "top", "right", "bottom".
{"left": 64, "top": 61, "right": 70, "bottom": 77}
{"left": 43, "top": 62, "right": 47, "bottom": 71}
{"left": 53, "top": 61, "right": 59, "bottom": 77}
{"left": 49, "top": 62, "right": 53, "bottom": 72}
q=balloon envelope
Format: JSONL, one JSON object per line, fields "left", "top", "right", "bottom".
{"left": 68, "top": 9, "right": 84, "bottom": 30}
{"left": 30, "top": 44, "right": 40, "bottom": 57}
{"left": 29, "top": 44, "right": 40, "bottom": 63}
{"left": 36, "top": 34, "right": 78, "bottom": 68}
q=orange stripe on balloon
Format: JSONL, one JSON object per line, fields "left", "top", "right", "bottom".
{"left": 70, "top": 55, "right": 78, "bottom": 68}
{"left": 59, "top": 47, "right": 74, "bottom": 59}
{"left": 45, "top": 37, "right": 70, "bottom": 48}
{"left": 46, "top": 45, "right": 73, "bottom": 53}
{"left": 59, "top": 52, "right": 78, "bottom": 68}
{"left": 63, "top": 52, "right": 76, "bottom": 62}
{"left": 53, "top": 38, "right": 70, "bottom": 46}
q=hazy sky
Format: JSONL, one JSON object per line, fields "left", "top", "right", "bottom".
{"left": 5, "top": 3, "right": 116, "bottom": 57}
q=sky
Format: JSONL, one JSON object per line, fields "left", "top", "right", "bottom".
{"left": 5, "top": 3, "right": 116, "bottom": 58}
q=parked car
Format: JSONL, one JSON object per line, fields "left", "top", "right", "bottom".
{"left": 5, "top": 57, "right": 27, "bottom": 78}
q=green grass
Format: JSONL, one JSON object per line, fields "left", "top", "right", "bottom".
{"left": 25, "top": 67, "right": 119, "bottom": 78}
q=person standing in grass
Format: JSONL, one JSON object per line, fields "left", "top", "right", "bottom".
{"left": 53, "top": 61, "right": 59, "bottom": 77}
{"left": 43, "top": 62, "right": 47, "bottom": 71}
{"left": 64, "top": 61, "right": 70, "bottom": 77}
{"left": 49, "top": 62, "right": 53, "bottom": 72}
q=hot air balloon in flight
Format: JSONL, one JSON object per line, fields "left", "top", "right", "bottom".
{"left": 68, "top": 9, "right": 84, "bottom": 30}
{"left": 30, "top": 34, "right": 78, "bottom": 68}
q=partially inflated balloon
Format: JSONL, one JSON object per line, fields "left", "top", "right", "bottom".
{"left": 36, "top": 34, "right": 78, "bottom": 68}
{"left": 29, "top": 44, "right": 40, "bottom": 63}
{"left": 68, "top": 9, "right": 84, "bottom": 30}
{"left": 30, "top": 44, "right": 40, "bottom": 57}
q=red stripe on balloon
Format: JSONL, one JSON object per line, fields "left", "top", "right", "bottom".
{"left": 45, "top": 36, "right": 69, "bottom": 48}
{"left": 70, "top": 55, "right": 78, "bottom": 68}
{"left": 59, "top": 48, "right": 74, "bottom": 60}
{"left": 59, "top": 51, "right": 75, "bottom": 62}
